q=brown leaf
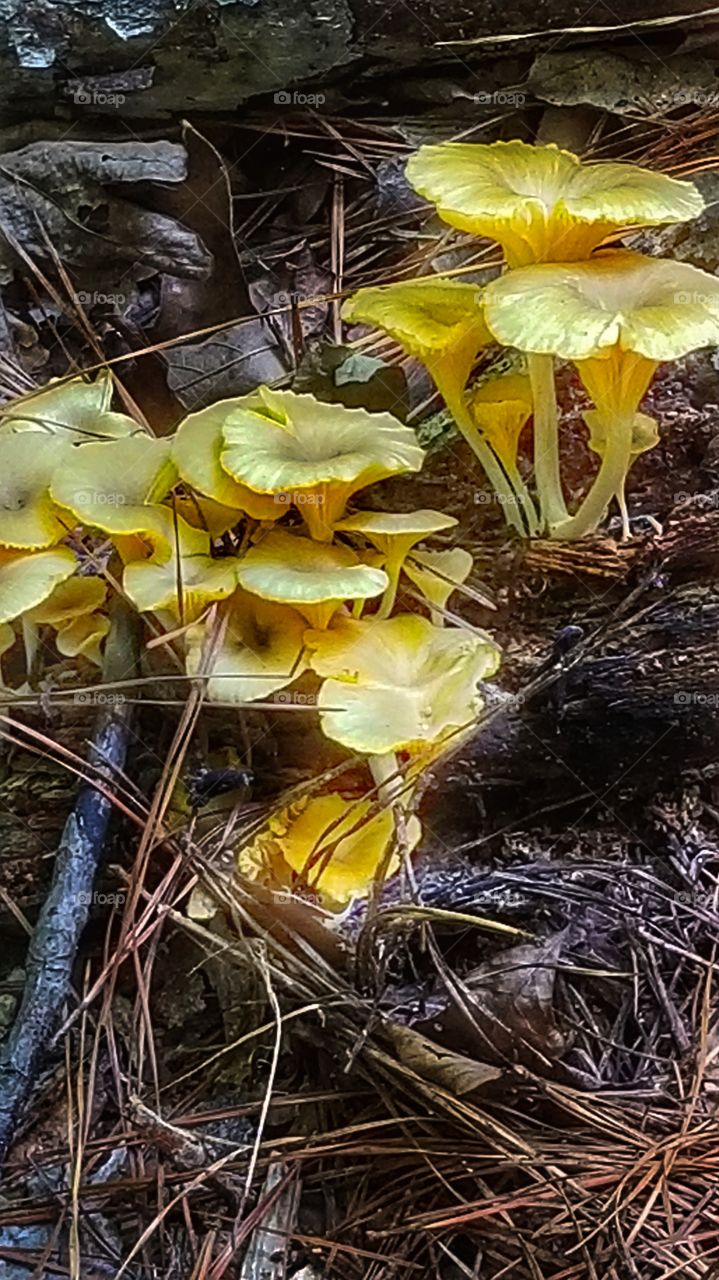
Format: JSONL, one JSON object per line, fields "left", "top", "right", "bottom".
{"left": 385, "top": 1022, "right": 501, "bottom": 1096}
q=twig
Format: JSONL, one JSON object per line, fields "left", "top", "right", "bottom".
{"left": 0, "top": 600, "right": 139, "bottom": 1166}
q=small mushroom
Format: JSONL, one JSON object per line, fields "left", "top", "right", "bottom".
{"left": 239, "top": 792, "right": 422, "bottom": 908}
{"left": 484, "top": 249, "right": 719, "bottom": 538}
{"left": 235, "top": 528, "right": 389, "bottom": 629}
{"left": 334, "top": 509, "right": 458, "bottom": 618}
{"left": 342, "top": 278, "right": 525, "bottom": 533}
{"left": 28, "top": 576, "right": 109, "bottom": 667}
{"left": 123, "top": 513, "right": 239, "bottom": 625}
{"left": 584, "top": 410, "right": 659, "bottom": 538}
{"left": 0, "top": 371, "right": 138, "bottom": 443}
{"left": 50, "top": 436, "right": 177, "bottom": 547}
{"left": 173, "top": 398, "right": 280, "bottom": 522}
{"left": 0, "top": 434, "right": 70, "bottom": 549}
{"left": 220, "top": 386, "right": 425, "bottom": 541}
{"left": 305, "top": 613, "right": 500, "bottom": 756}
{"left": 185, "top": 590, "right": 307, "bottom": 703}
{"left": 0, "top": 546, "right": 77, "bottom": 626}
{"left": 470, "top": 371, "right": 538, "bottom": 534}
{"left": 402, "top": 547, "right": 474, "bottom": 626}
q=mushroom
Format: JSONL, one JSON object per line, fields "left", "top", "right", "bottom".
{"left": 185, "top": 590, "right": 308, "bottom": 704}
{"left": 28, "top": 576, "right": 109, "bottom": 668}
{"left": 305, "top": 613, "right": 500, "bottom": 797}
{"left": 239, "top": 792, "right": 422, "bottom": 908}
{"left": 342, "top": 277, "right": 526, "bottom": 533}
{"left": 334, "top": 509, "right": 458, "bottom": 618}
{"left": 123, "top": 512, "right": 239, "bottom": 625}
{"left": 0, "top": 434, "right": 70, "bottom": 549}
{"left": 0, "top": 371, "right": 138, "bottom": 443}
{"left": 483, "top": 249, "right": 719, "bottom": 538}
{"left": 406, "top": 140, "right": 703, "bottom": 530}
{"left": 402, "top": 547, "right": 474, "bottom": 626}
{"left": 220, "top": 386, "right": 425, "bottom": 541}
{"left": 173, "top": 398, "right": 280, "bottom": 521}
{"left": 235, "top": 528, "right": 389, "bottom": 629}
{"left": 470, "top": 370, "right": 539, "bottom": 534}
{"left": 405, "top": 140, "right": 704, "bottom": 268}
{"left": 50, "top": 435, "right": 177, "bottom": 550}
{"left": 0, "top": 545, "right": 78, "bottom": 682}
{"left": 584, "top": 410, "right": 659, "bottom": 538}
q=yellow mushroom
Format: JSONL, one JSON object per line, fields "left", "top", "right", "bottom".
{"left": 470, "top": 371, "right": 538, "bottom": 534}
{"left": 123, "top": 512, "right": 239, "bottom": 625}
{"left": 50, "top": 435, "right": 177, "bottom": 550}
{"left": 484, "top": 250, "right": 719, "bottom": 538}
{"left": 334, "top": 509, "right": 458, "bottom": 618}
{"left": 406, "top": 140, "right": 704, "bottom": 268}
{"left": 0, "top": 435, "right": 70, "bottom": 549}
{"left": 28, "top": 576, "right": 109, "bottom": 667}
{"left": 235, "top": 528, "right": 388, "bottom": 629}
{"left": 342, "top": 278, "right": 526, "bottom": 533}
{"left": 220, "top": 386, "right": 425, "bottom": 541}
{"left": 0, "top": 546, "right": 77, "bottom": 625}
{"left": 402, "top": 547, "right": 474, "bottom": 626}
{"left": 185, "top": 589, "right": 308, "bottom": 703}
{"left": 173, "top": 398, "right": 280, "bottom": 522}
{"left": 407, "top": 141, "right": 703, "bottom": 531}
{"left": 239, "top": 792, "right": 422, "bottom": 908}
{"left": 0, "top": 371, "right": 138, "bottom": 443}
{"left": 584, "top": 410, "right": 659, "bottom": 539}
{"left": 305, "top": 613, "right": 500, "bottom": 756}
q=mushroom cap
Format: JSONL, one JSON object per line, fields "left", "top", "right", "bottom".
{"left": 406, "top": 141, "right": 704, "bottom": 263}
{"left": 403, "top": 547, "right": 474, "bottom": 611}
{"left": 122, "top": 515, "right": 239, "bottom": 621}
{"left": 236, "top": 529, "right": 388, "bottom": 607}
{"left": 29, "top": 575, "right": 106, "bottom": 624}
{"left": 585, "top": 409, "right": 659, "bottom": 458}
{"left": 0, "top": 546, "right": 77, "bottom": 624}
{"left": 220, "top": 385, "right": 424, "bottom": 494}
{"left": 56, "top": 611, "right": 111, "bottom": 666}
{"left": 483, "top": 251, "right": 719, "bottom": 361}
{"left": 305, "top": 614, "right": 500, "bottom": 755}
{"left": 342, "top": 276, "right": 490, "bottom": 361}
{"left": 241, "top": 793, "right": 422, "bottom": 907}
{"left": 0, "top": 434, "right": 70, "bottom": 549}
{"left": 50, "top": 436, "right": 176, "bottom": 537}
{"left": 173, "top": 398, "right": 280, "bottom": 520}
{"left": 472, "top": 370, "right": 532, "bottom": 408}
{"left": 0, "top": 371, "right": 137, "bottom": 443}
{"left": 186, "top": 590, "right": 308, "bottom": 704}
{"left": 335, "top": 509, "right": 458, "bottom": 541}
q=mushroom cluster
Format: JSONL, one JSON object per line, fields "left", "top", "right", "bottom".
{"left": 0, "top": 374, "right": 499, "bottom": 907}
{"left": 346, "top": 140, "right": 717, "bottom": 539}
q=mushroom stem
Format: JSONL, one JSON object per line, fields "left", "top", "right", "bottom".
{"left": 369, "top": 751, "right": 404, "bottom": 808}
{"left": 377, "top": 553, "right": 403, "bottom": 619}
{"left": 527, "top": 353, "right": 569, "bottom": 530}
{"left": 551, "top": 408, "right": 634, "bottom": 540}
{"left": 443, "top": 389, "right": 527, "bottom": 536}
{"left": 500, "top": 457, "right": 541, "bottom": 537}
{"left": 21, "top": 618, "right": 39, "bottom": 684}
